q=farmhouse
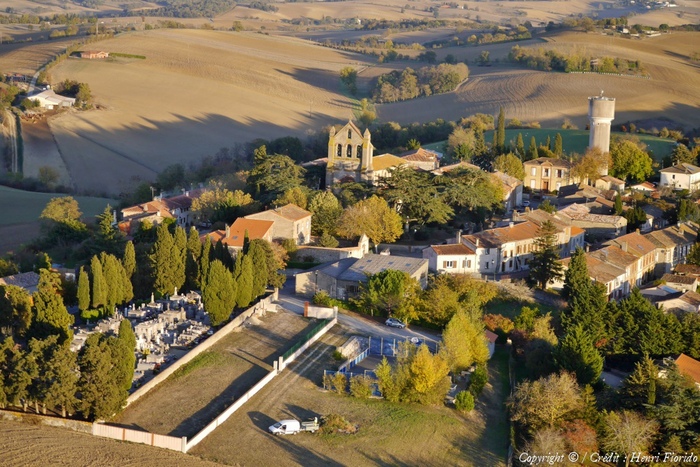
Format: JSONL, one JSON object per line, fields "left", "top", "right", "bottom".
{"left": 295, "top": 254, "right": 429, "bottom": 299}
{"left": 556, "top": 203, "right": 627, "bottom": 240}
{"left": 660, "top": 163, "right": 700, "bottom": 191}
{"left": 119, "top": 189, "right": 206, "bottom": 235}
{"left": 29, "top": 89, "right": 75, "bottom": 109}
{"left": 244, "top": 204, "right": 312, "bottom": 245}
{"left": 80, "top": 51, "right": 109, "bottom": 59}
{"left": 423, "top": 243, "right": 477, "bottom": 275}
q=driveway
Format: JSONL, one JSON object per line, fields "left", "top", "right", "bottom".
{"left": 276, "top": 279, "right": 441, "bottom": 352}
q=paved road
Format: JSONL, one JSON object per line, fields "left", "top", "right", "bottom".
{"left": 276, "top": 279, "right": 441, "bottom": 352}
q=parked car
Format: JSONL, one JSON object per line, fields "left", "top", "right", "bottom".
{"left": 385, "top": 318, "right": 406, "bottom": 329}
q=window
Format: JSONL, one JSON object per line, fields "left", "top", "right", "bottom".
{"left": 672, "top": 175, "right": 676, "bottom": 180}
{"left": 485, "top": 248, "right": 490, "bottom": 255}
{"left": 348, "top": 129, "right": 352, "bottom": 139}
{"left": 347, "top": 285, "right": 359, "bottom": 294}
{"left": 556, "top": 182, "right": 561, "bottom": 190}
{"left": 463, "top": 259, "right": 472, "bottom": 268}
{"left": 346, "top": 144, "right": 352, "bottom": 157}
{"left": 530, "top": 167, "right": 536, "bottom": 176}
{"left": 530, "top": 179, "right": 536, "bottom": 189}
{"left": 543, "top": 168, "right": 550, "bottom": 177}
{"left": 337, "top": 144, "right": 342, "bottom": 157}
{"left": 556, "top": 169, "right": 563, "bottom": 178}
{"left": 442, "top": 260, "right": 456, "bottom": 269}
{"left": 357, "top": 144, "right": 362, "bottom": 157}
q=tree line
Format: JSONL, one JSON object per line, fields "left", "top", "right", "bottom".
{"left": 372, "top": 63, "right": 469, "bottom": 103}
{"left": 509, "top": 45, "right": 645, "bottom": 75}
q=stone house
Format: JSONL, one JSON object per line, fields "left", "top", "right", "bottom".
{"left": 399, "top": 148, "right": 440, "bottom": 171}
{"left": 523, "top": 157, "right": 572, "bottom": 192}
{"left": 295, "top": 234, "right": 370, "bottom": 264}
{"left": 657, "top": 291, "right": 700, "bottom": 314}
{"left": 604, "top": 231, "right": 658, "bottom": 287}
{"left": 245, "top": 204, "right": 312, "bottom": 245}
{"left": 119, "top": 188, "right": 206, "bottom": 235}
{"left": 556, "top": 203, "right": 627, "bottom": 241}
{"left": 595, "top": 175, "right": 625, "bottom": 192}
{"left": 644, "top": 222, "right": 699, "bottom": 276}
{"left": 660, "top": 274, "right": 699, "bottom": 293}
{"left": 295, "top": 254, "right": 429, "bottom": 299}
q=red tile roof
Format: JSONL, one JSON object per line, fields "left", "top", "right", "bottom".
{"left": 204, "top": 218, "right": 274, "bottom": 248}
{"left": 675, "top": 353, "right": 700, "bottom": 385}
{"left": 429, "top": 244, "right": 476, "bottom": 256}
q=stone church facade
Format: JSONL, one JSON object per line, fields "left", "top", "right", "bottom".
{"left": 325, "top": 121, "right": 375, "bottom": 186}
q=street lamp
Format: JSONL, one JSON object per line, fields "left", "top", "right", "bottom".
{"left": 314, "top": 270, "right": 318, "bottom": 295}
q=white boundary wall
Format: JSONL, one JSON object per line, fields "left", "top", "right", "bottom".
{"left": 184, "top": 316, "right": 337, "bottom": 452}
{"left": 93, "top": 423, "right": 186, "bottom": 452}
{"left": 127, "top": 291, "right": 278, "bottom": 407}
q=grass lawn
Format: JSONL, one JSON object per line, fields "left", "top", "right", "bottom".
{"left": 485, "top": 298, "right": 559, "bottom": 321}
{"left": 0, "top": 185, "right": 114, "bottom": 226}
{"left": 424, "top": 129, "right": 676, "bottom": 160}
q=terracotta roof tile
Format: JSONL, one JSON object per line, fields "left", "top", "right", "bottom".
{"left": 204, "top": 218, "right": 274, "bottom": 248}
{"left": 674, "top": 264, "right": 700, "bottom": 276}
{"left": 429, "top": 244, "right": 476, "bottom": 256}
{"left": 661, "top": 274, "right": 698, "bottom": 285}
{"left": 373, "top": 154, "right": 407, "bottom": 171}
{"left": 399, "top": 148, "right": 439, "bottom": 162}
{"left": 523, "top": 157, "right": 572, "bottom": 169}
{"left": 675, "top": 353, "right": 700, "bottom": 385}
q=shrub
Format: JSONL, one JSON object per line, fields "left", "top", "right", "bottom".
{"left": 281, "top": 238, "right": 297, "bottom": 254}
{"left": 331, "top": 372, "right": 347, "bottom": 395}
{"left": 454, "top": 391, "right": 475, "bottom": 412}
{"left": 332, "top": 349, "right": 344, "bottom": 361}
{"left": 350, "top": 375, "right": 374, "bottom": 398}
{"left": 320, "top": 413, "right": 357, "bottom": 434}
{"left": 469, "top": 365, "right": 488, "bottom": 396}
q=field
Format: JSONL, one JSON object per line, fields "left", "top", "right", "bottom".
{"left": 190, "top": 327, "right": 511, "bottom": 466}
{"left": 41, "top": 29, "right": 366, "bottom": 194}
{"left": 0, "top": 420, "right": 222, "bottom": 467}
{"left": 113, "top": 310, "right": 318, "bottom": 438}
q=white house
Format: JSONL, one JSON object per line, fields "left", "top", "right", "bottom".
{"left": 422, "top": 243, "right": 478, "bottom": 275}
{"left": 660, "top": 163, "right": 700, "bottom": 191}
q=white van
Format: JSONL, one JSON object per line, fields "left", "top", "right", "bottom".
{"left": 268, "top": 419, "right": 301, "bottom": 435}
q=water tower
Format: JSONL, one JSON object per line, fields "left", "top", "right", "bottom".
{"left": 588, "top": 92, "right": 615, "bottom": 175}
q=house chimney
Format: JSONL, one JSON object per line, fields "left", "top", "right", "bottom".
{"left": 476, "top": 238, "right": 480, "bottom": 247}
{"left": 621, "top": 241, "right": 627, "bottom": 252}
{"left": 509, "top": 222, "right": 514, "bottom": 228}
{"left": 225, "top": 224, "right": 230, "bottom": 238}
{"left": 456, "top": 230, "right": 462, "bottom": 244}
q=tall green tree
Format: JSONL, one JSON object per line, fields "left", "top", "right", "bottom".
{"left": 439, "top": 311, "right": 490, "bottom": 374}
{"left": 115, "top": 319, "right": 136, "bottom": 392}
{"left": 33, "top": 269, "right": 73, "bottom": 342}
{"left": 355, "top": 270, "right": 421, "bottom": 323}
{"left": 515, "top": 132, "right": 525, "bottom": 158}
{"left": 248, "top": 242, "right": 269, "bottom": 299}
{"left": 77, "top": 333, "right": 125, "bottom": 421}
{"left": 527, "top": 221, "right": 564, "bottom": 289}
{"left": 308, "top": 190, "right": 343, "bottom": 236}
{"left": 202, "top": 260, "right": 236, "bottom": 326}
{"left": 1, "top": 339, "right": 35, "bottom": 411}
{"left": 90, "top": 255, "right": 107, "bottom": 310}
{"left": 101, "top": 252, "right": 122, "bottom": 314}
{"left": 122, "top": 241, "right": 136, "bottom": 280}
{"left": 246, "top": 147, "right": 305, "bottom": 204}
{"left": 554, "top": 324, "right": 603, "bottom": 386}
{"left": 200, "top": 236, "right": 212, "bottom": 287}
{"left": 0, "top": 285, "right": 33, "bottom": 338}
{"left": 496, "top": 106, "right": 506, "bottom": 154}
{"left": 39, "top": 196, "right": 89, "bottom": 243}
{"left": 248, "top": 239, "right": 286, "bottom": 289}
{"left": 235, "top": 253, "right": 254, "bottom": 308}
{"left": 28, "top": 335, "right": 77, "bottom": 415}
{"left": 610, "top": 138, "right": 654, "bottom": 182}
{"left": 493, "top": 153, "right": 525, "bottom": 179}
{"left": 150, "top": 223, "right": 180, "bottom": 296}
{"left": 614, "top": 192, "right": 623, "bottom": 215}
{"left": 561, "top": 248, "right": 609, "bottom": 345}
{"left": 185, "top": 226, "right": 202, "bottom": 291}
{"left": 379, "top": 166, "right": 453, "bottom": 227}
{"left": 94, "top": 204, "right": 122, "bottom": 253}
{"left": 527, "top": 136, "right": 538, "bottom": 161}
{"left": 337, "top": 195, "right": 403, "bottom": 249}
{"left": 554, "top": 133, "right": 563, "bottom": 156}
{"left": 77, "top": 267, "right": 90, "bottom": 313}
{"left": 620, "top": 355, "right": 658, "bottom": 410}
{"left": 173, "top": 226, "right": 187, "bottom": 293}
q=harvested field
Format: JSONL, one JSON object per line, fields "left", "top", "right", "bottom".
{"left": 21, "top": 115, "right": 70, "bottom": 187}
{"left": 192, "top": 325, "right": 510, "bottom": 466}
{"left": 45, "top": 29, "right": 366, "bottom": 194}
{"left": 379, "top": 31, "right": 700, "bottom": 131}
{"left": 114, "top": 310, "right": 319, "bottom": 439}
{"left": 0, "top": 222, "right": 40, "bottom": 254}
{"left": 0, "top": 420, "right": 222, "bottom": 467}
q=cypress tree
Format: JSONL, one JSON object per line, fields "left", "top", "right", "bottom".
{"left": 122, "top": 241, "right": 136, "bottom": 280}
{"left": 40, "top": 335, "right": 78, "bottom": 417}
{"left": 527, "top": 136, "right": 538, "bottom": 161}
{"left": 150, "top": 223, "right": 177, "bottom": 296}
{"left": 248, "top": 241, "right": 268, "bottom": 298}
{"left": 235, "top": 253, "right": 254, "bottom": 308}
{"left": 614, "top": 192, "right": 623, "bottom": 216}
{"left": 497, "top": 106, "right": 506, "bottom": 154}
{"left": 554, "top": 324, "right": 603, "bottom": 386}
{"left": 101, "top": 253, "right": 122, "bottom": 315}
{"left": 33, "top": 269, "right": 74, "bottom": 343}
{"left": 77, "top": 333, "right": 125, "bottom": 421}
{"left": 115, "top": 319, "right": 136, "bottom": 392}
{"left": 185, "top": 226, "right": 202, "bottom": 291}
{"left": 545, "top": 135, "right": 551, "bottom": 150}
{"left": 173, "top": 226, "right": 187, "bottom": 293}
{"left": 202, "top": 260, "right": 236, "bottom": 326}
{"left": 561, "top": 248, "right": 608, "bottom": 344}
{"left": 200, "top": 236, "right": 212, "bottom": 289}
{"left": 516, "top": 132, "right": 525, "bottom": 157}
{"left": 77, "top": 267, "right": 90, "bottom": 313}
{"left": 554, "top": 133, "right": 563, "bottom": 156}
{"left": 90, "top": 255, "right": 107, "bottom": 310}
{"left": 116, "top": 259, "right": 133, "bottom": 305}
{"left": 527, "top": 221, "right": 564, "bottom": 289}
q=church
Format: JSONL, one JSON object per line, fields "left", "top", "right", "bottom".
{"left": 325, "top": 120, "right": 406, "bottom": 187}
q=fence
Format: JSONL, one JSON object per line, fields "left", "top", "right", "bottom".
{"left": 184, "top": 315, "right": 337, "bottom": 452}
{"left": 93, "top": 423, "right": 186, "bottom": 452}
{"left": 338, "top": 348, "right": 369, "bottom": 373}
{"left": 127, "top": 291, "right": 278, "bottom": 407}
{"left": 282, "top": 318, "right": 331, "bottom": 361}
